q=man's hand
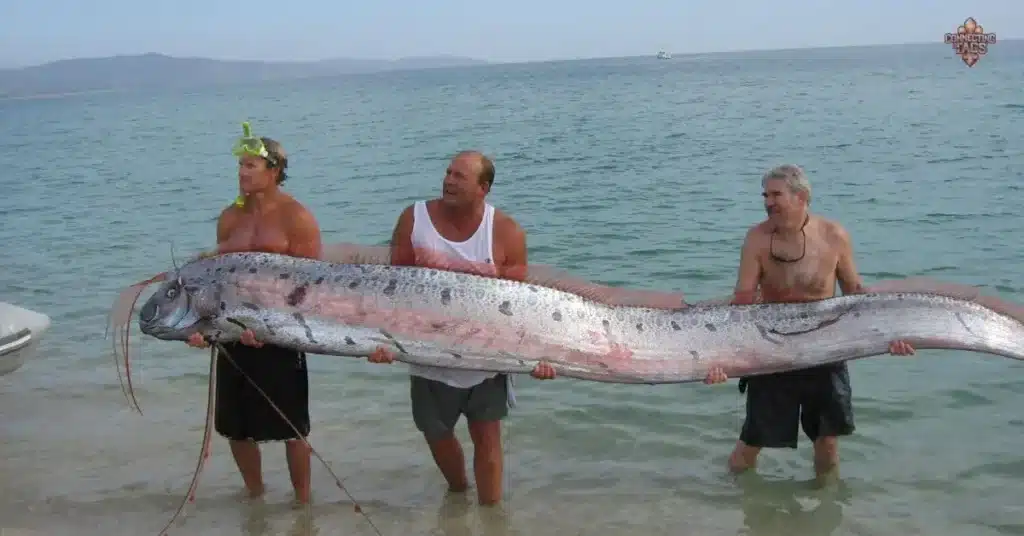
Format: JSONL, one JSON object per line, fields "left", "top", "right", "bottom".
{"left": 185, "top": 332, "right": 209, "bottom": 349}
{"left": 531, "top": 361, "right": 556, "bottom": 380}
{"left": 239, "top": 329, "right": 263, "bottom": 348}
{"left": 888, "top": 340, "right": 915, "bottom": 356}
{"left": 368, "top": 346, "right": 395, "bottom": 364}
{"left": 704, "top": 366, "right": 728, "bottom": 384}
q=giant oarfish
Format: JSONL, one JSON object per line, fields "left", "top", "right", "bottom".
{"left": 128, "top": 251, "right": 1024, "bottom": 384}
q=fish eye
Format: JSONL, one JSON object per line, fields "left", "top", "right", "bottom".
{"left": 165, "top": 287, "right": 178, "bottom": 299}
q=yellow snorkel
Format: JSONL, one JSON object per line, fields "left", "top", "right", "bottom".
{"left": 230, "top": 121, "right": 272, "bottom": 208}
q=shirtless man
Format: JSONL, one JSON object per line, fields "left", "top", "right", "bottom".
{"left": 706, "top": 164, "right": 915, "bottom": 480}
{"left": 367, "top": 150, "right": 555, "bottom": 506}
{"left": 185, "top": 130, "right": 322, "bottom": 504}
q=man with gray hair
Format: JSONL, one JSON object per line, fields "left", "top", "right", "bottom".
{"left": 704, "top": 164, "right": 915, "bottom": 481}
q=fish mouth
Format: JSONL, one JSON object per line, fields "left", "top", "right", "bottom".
{"left": 138, "top": 301, "right": 202, "bottom": 338}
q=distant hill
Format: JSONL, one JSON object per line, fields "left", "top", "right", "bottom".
{"left": 0, "top": 53, "right": 490, "bottom": 98}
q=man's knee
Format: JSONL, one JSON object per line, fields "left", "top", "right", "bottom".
{"left": 468, "top": 420, "right": 503, "bottom": 474}
{"left": 285, "top": 438, "right": 309, "bottom": 450}
{"left": 728, "top": 440, "right": 761, "bottom": 472}
{"left": 812, "top": 436, "right": 841, "bottom": 477}
{"left": 468, "top": 419, "right": 501, "bottom": 446}
{"left": 465, "top": 376, "right": 509, "bottom": 423}
{"left": 813, "top": 436, "right": 839, "bottom": 459}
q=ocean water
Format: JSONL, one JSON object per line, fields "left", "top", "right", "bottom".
{"left": 1, "top": 42, "right": 1023, "bottom": 536}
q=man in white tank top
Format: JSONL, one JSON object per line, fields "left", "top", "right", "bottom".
{"left": 367, "top": 150, "right": 555, "bottom": 506}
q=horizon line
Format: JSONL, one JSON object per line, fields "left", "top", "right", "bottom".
{"left": 6, "top": 38, "right": 1022, "bottom": 70}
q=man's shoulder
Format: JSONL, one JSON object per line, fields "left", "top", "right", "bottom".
{"left": 279, "top": 195, "right": 316, "bottom": 222}
{"left": 398, "top": 199, "right": 434, "bottom": 223}
{"left": 813, "top": 215, "right": 850, "bottom": 242}
{"left": 743, "top": 220, "right": 773, "bottom": 242}
{"left": 492, "top": 207, "right": 525, "bottom": 240}
{"left": 492, "top": 206, "right": 520, "bottom": 226}
{"left": 217, "top": 203, "right": 243, "bottom": 225}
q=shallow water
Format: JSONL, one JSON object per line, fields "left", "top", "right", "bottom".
{"left": 1, "top": 42, "right": 1023, "bottom": 535}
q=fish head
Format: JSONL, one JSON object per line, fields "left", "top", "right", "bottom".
{"left": 137, "top": 274, "right": 220, "bottom": 340}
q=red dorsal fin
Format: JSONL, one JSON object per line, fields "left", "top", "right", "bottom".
{"left": 320, "top": 242, "right": 687, "bottom": 308}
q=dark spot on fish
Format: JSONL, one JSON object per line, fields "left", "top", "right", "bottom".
{"left": 767, "top": 312, "right": 846, "bottom": 336}
{"left": 292, "top": 312, "right": 318, "bottom": 344}
{"left": 853, "top": 312, "right": 861, "bottom": 318}
{"left": 383, "top": 279, "right": 398, "bottom": 296}
{"left": 430, "top": 322, "right": 448, "bottom": 331}
{"left": 279, "top": 273, "right": 290, "bottom": 280}
{"left": 228, "top": 266, "right": 236, "bottom": 273}
{"left": 549, "top": 311, "right": 562, "bottom": 321}
{"left": 636, "top": 323, "right": 644, "bottom": 332}
{"left": 528, "top": 286, "right": 539, "bottom": 292}
{"left": 705, "top": 323, "right": 717, "bottom": 332}
{"left": 602, "top": 319, "right": 610, "bottom": 328}
{"left": 348, "top": 279, "right": 360, "bottom": 289}
{"left": 242, "top": 302, "right": 260, "bottom": 311}
{"left": 689, "top": 350, "right": 699, "bottom": 360}
{"left": 597, "top": 362, "right": 609, "bottom": 369}
{"left": 517, "top": 359, "right": 526, "bottom": 366}
{"left": 897, "top": 295, "right": 904, "bottom": 300}
{"left": 449, "top": 351, "right": 464, "bottom": 359}
{"left": 334, "top": 275, "right": 344, "bottom": 283}
{"left": 441, "top": 288, "right": 452, "bottom": 305}
{"left": 671, "top": 321, "right": 681, "bottom": 331}
{"left": 286, "top": 283, "right": 309, "bottom": 307}
{"left": 498, "top": 300, "right": 513, "bottom": 316}
{"left": 344, "top": 336, "right": 356, "bottom": 345}
{"left": 314, "top": 276, "right": 325, "bottom": 285}
{"left": 248, "top": 267, "right": 258, "bottom": 274}
{"left": 798, "top": 312, "right": 809, "bottom": 320}
{"left": 219, "top": 301, "right": 226, "bottom": 311}
{"left": 215, "top": 267, "right": 223, "bottom": 273}
{"left": 955, "top": 312, "right": 975, "bottom": 335}
{"left": 379, "top": 329, "right": 407, "bottom": 354}
{"left": 755, "top": 324, "right": 784, "bottom": 345}
{"left": 225, "top": 317, "right": 248, "bottom": 330}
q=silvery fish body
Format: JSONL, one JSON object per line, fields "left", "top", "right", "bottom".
{"left": 137, "top": 252, "right": 1024, "bottom": 383}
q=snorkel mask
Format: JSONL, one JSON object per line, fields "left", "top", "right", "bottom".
{"left": 231, "top": 121, "right": 277, "bottom": 207}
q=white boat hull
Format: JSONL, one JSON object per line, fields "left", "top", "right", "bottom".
{"left": 0, "top": 301, "right": 51, "bottom": 376}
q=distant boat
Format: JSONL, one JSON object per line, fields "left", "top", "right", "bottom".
{"left": 656, "top": 51, "right": 672, "bottom": 60}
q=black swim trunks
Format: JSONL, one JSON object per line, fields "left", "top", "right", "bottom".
{"left": 738, "top": 362, "right": 854, "bottom": 448}
{"left": 214, "top": 342, "right": 310, "bottom": 443}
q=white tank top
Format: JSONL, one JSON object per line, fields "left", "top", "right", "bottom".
{"left": 408, "top": 200, "right": 500, "bottom": 388}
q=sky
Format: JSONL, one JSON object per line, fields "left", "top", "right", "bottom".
{"left": 1, "top": 0, "right": 1021, "bottom": 68}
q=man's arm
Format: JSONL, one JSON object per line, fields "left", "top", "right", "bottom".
{"left": 288, "top": 207, "right": 323, "bottom": 260}
{"left": 497, "top": 215, "right": 528, "bottom": 282}
{"left": 389, "top": 205, "right": 416, "bottom": 267}
{"left": 732, "top": 228, "right": 763, "bottom": 305}
{"left": 833, "top": 224, "right": 864, "bottom": 295}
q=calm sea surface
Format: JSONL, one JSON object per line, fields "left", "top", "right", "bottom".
{"left": 1, "top": 42, "right": 1023, "bottom": 536}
